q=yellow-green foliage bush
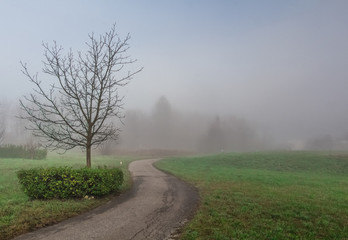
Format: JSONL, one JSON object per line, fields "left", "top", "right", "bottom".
{"left": 17, "top": 167, "right": 123, "bottom": 199}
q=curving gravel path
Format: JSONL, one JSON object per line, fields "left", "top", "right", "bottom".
{"left": 13, "top": 159, "right": 198, "bottom": 240}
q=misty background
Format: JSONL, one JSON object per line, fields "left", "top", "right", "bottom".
{"left": 1, "top": 1, "right": 348, "bottom": 153}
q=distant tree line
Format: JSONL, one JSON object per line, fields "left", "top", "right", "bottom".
{"left": 1, "top": 97, "right": 348, "bottom": 155}
{"left": 106, "top": 96, "right": 271, "bottom": 154}
{"left": 0, "top": 144, "right": 47, "bottom": 160}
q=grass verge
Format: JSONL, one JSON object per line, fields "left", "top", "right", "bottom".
{"left": 155, "top": 151, "right": 348, "bottom": 240}
{"left": 0, "top": 153, "right": 135, "bottom": 240}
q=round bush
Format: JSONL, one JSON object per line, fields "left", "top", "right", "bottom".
{"left": 17, "top": 167, "right": 123, "bottom": 199}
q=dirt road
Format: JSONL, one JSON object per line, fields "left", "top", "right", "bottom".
{"left": 14, "top": 159, "right": 198, "bottom": 240}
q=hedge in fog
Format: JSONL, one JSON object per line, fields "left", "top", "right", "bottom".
{"left": 0, "top": 144, "right": 47, "bottom": 159}
{"left": 17, "top": 167, "right": 123, "bottom": 199}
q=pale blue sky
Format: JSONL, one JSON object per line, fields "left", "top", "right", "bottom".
{"left": 1, "top": 0, "right": 348, "bottom": 141}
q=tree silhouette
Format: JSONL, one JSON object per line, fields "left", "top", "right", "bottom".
{"left": 20, "top": 24, "right": 142, "bottom": 167}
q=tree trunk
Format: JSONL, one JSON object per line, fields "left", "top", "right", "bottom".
{"left": 86, "top": 145, "right": 92, "bottom": 168}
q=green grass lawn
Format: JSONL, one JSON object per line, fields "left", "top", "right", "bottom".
{"left": 155, "top": 151, "right": 348, "bottom": 240}
{"left": 0, "top": 152, "right": 135, "bottom": 240}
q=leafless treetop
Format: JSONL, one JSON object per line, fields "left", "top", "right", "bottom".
{"left": 20, "top": 24, "right": 142, "bottom": 166}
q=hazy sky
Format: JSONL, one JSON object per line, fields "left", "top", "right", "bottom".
{"left": 1, "top": 0, "right": 348, "bottom": 142}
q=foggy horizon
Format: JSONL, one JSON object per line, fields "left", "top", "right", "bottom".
{"left": 1, "top": 1, "right": 348, "bottom": 151}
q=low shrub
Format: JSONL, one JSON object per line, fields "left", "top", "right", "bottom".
{"left": 0, "top": 144, "right": 47, "bottom": 159}
{"left": 17, "top": 167, "right": 123, "bottom": 199}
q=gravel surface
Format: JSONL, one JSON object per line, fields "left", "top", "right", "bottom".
{"left": 13, "top": 159, "right": 198, "bottom": 240}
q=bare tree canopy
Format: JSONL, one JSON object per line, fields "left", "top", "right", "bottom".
{"left": 20, "top": 24, "right": 142, "bottom": 167}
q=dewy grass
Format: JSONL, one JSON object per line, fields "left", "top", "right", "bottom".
{"left": 0, "top": 153, "right": 135, "bottom": 240}
{"left": 155, "top": 151, "right": 348, "bottom": 240}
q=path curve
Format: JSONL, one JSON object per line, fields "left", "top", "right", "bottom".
{"left": 14, "top": 159, "right": 198, "bottom": 240}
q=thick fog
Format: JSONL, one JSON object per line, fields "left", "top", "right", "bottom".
{"left": 1, "top": 1, "right": 348, "bottom": 153}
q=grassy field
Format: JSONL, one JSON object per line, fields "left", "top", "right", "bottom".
{"left": 155, "top": 151, "right": 348, "bottom": 240}
{"left": 0, "top": 152, "right": 135, "bottom": 240}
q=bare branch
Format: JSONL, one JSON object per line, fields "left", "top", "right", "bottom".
{"left": 20, "top": 23, "right": 142, "bottom": 167}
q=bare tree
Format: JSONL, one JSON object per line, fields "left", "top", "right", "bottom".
{"left": 0, "top": 126, "right": 4, "bottom": 145}
{"left": 20, "top": 24, "right": 142, "bottom": 167}
{"left": 0, "top": 103, "right": 5, "bottom": 145}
